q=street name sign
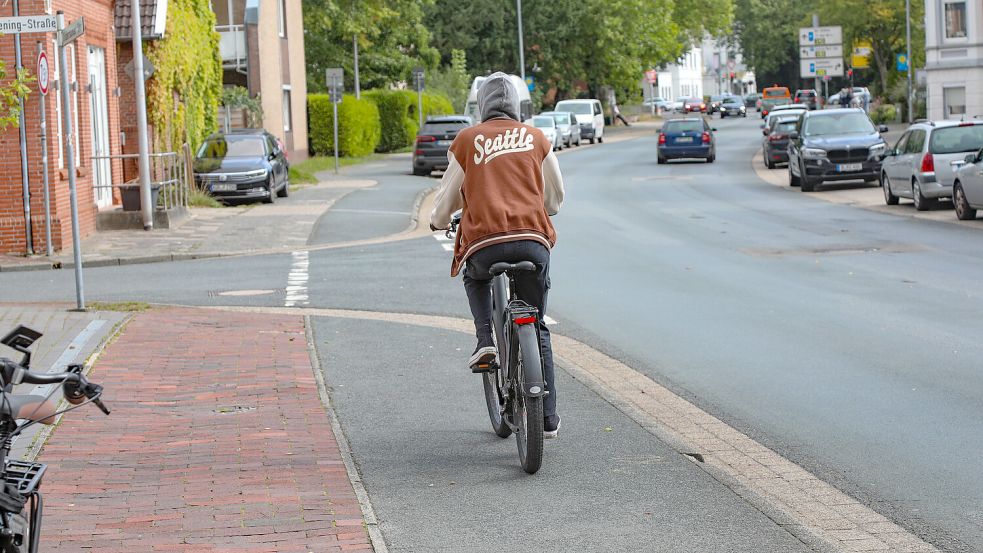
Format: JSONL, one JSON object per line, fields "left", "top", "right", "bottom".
{"left": 799, "top": 26, "right": 842, "bottom": 46}
{"left": 799, "top": 45, "right": 843, "bottom": 59}
{"left": 58, "top": 17, "right": 84, "bottom": 46}
{"left": 0, "top": 15, "right": 57, "bottom": 34}
{"left": 801, "top": 58, "right": 844, "bottom": 78}
{"left": 37, "top": 51, "right": 49, "bottom": 95}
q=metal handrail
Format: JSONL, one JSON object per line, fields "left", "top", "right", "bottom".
{"left": 90, "top": 146, "right": 191, "bottom": 211}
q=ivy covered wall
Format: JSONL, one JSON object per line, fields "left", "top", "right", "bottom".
{"left": 145, "top": 0, "right": 222, "bottom": 151}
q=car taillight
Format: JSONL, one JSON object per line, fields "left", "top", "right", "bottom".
{"left": 920, "top": 153, "right": 935, "bottom": 172}
{"left": 658, "top": 133, "right": 666, "bottom": 145}
{"left": 414, "top": 149, "right": 424, "bottom": 156}
{"left": 959, "top": 122, "right": 976, "bottom": 127}
{"left": 768, "top": 134, "right": 786, "bottom": 142}
{"left": 700, "top": 103, "right": 706, "bottom": 110}
{"left": 702, "top": 132, "right": 711, "bottom": 143}
{"left": 416, "top": 135, "right": 436, "bottom": 143}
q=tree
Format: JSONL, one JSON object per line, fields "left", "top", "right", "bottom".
{"left": 816, "top": 0, "right": 924, "bottom": 97}
{"left": 304, "top": 0, "right": 439, "bottom": 93}
{"left": 0, "top": 57, "right": 31, "bottom": 130}
{"left": 731, "top": 0, "right": 810, "bottom": 86}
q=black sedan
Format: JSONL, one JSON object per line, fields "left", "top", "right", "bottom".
{"left": 194, "top": 130, "right": 289, "bottom": 203}
{"left": 412, "top": 116, "right": 472, "bottom": 176}
{"left": 762, "top": 116, "right": 798, "bottom": 168}
{"left": 787, "top": 109, "right": 888, "bottom": 192}
{"left": 718, "top": 96, "right": 747, "bottom": 118}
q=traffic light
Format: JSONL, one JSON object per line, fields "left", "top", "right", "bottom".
{"left": 847, "top": 69, "right": 853, "bottom": 78}
{"left": 729, "top": 72, "right": 735, "bottom": 79}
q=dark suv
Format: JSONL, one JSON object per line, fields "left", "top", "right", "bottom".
{"left": 787, "top": 109, "right": 888, "bottom": 192}
{"left": 412, "top": 116, "right": 472, "bottom": 176}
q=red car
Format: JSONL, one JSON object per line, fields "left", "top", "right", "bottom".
{"left": 682, "top": 97, "right": 707, "bottom": 114}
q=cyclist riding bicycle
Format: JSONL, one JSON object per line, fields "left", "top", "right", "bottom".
{"left": 430, "top": 72, "right": 565, "bottom": 438}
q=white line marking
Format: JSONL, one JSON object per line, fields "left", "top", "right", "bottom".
{"left": 432, "top": 232, "right": 452, "bottom": 242}
{"left": 441, "top": 243, "right": 455, "bottom": 251}
{"left": 330, "top": 208, "right": 413, "bottom": 216}
{"left": 544, "top": 316, "right": 557, "bottom": 325}
{"left": 285, "top": 251, "right": 310, "bottom": 307}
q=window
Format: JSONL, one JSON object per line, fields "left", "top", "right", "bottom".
{"left": 277, "top": 0, "right": 286, "bottom": 37}
{"left": 945, "top": 2, "right": 967, "bottom": 39}
{"left": 893, "top": 132, "right": 910, "bottom": 154}
{"left": 944, "top": 87, "right": 966, "bottom": 119}
{"left": 54, "top": 44, "right": 81, "bottom": 169}
{"left": 905, "top": 130, "right": 926, "bottom": 153}
{"left": 682, "top": 84, "right": 690, "bottom": 96}
{"left": 282, "top": 88, "right": 292, "bottom": 132}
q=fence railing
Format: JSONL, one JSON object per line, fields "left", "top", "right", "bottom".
{"left": 91, "top": 144, "right": 192, "bottom": 211}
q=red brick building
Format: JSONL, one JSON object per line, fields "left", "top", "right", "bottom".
{"left": 0, "top": 0, "right": 121, "bottom": 254}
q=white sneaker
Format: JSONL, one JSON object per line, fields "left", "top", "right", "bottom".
{"left": 468, "top": 346, "right": 497, "bottom": 372}
{"left": 544, "top": 417, "right": 561, "bottom": 439}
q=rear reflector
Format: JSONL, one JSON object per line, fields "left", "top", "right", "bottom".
{"left": 514, "top": 316, "right": 537, "bottom": 325}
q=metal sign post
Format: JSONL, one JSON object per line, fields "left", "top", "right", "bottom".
{"left": 37, "top": 44, "right": 52, "bottom": 256}
{"left": 56, "top": 11, "right": 85, "bottom": 310}
{"left": 326, "top": 68, "right": 343, "bottom": 174}
{"left": 413, "top": 67, "right": 425, "bottom": 131}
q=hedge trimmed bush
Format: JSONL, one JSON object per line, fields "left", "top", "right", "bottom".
{"left": 870, "top": 104, "right": 897, "bottom": 125}
{"left": 365, "top": 90, "right": 417, "bottom": 153}
{"left": 308, "top": 94, "right": 381, "bottom": 157}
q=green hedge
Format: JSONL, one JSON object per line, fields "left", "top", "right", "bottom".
{"left": 308, "top": 94, "right": 381, "bottom": 157}
{"left": 365, "top": 90, "right": 416, "bottom": 153}
{"left": 870, "top": 104, "right": 897, "bottom": 125}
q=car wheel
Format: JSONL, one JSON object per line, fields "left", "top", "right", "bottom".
{"left": 765, "top": 155, "right": 774, "bottom": 169}
{"left": 912, "top": 179, "right": 936, "bottom": 211}
{"left": 800, "top": 162, "right": 817, "bottom": 192}
{"left": 882, "top": 172, "right": 899, "bottom": 205}
{"left": 412, "top": 166, "right": 429, "bottom": 176}
{"left": 657, "top": 156, "right": 666, "bottom": 165}
{"left": 788, "top": 161, "right": 801, "bottom": 187}
{"left": 276, "top": 178, "right": 289, "bottom": 198}
{"left": 263, "top": 178, "right": 275, "bottom": 204}
{"left": 954, "top": 182, "right": 978, "bottom": 220}
{"left": 707, "top": 152, "right": 715, "bottom": 163}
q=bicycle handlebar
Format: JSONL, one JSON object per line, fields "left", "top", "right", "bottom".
{"left": 0, "top": 358, "right": 110, "bottom": 416}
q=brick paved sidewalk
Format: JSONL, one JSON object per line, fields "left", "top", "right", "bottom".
{"left": 38, "top": 308, "right": 372, "bottom": 552}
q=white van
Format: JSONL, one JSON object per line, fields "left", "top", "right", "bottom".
{"left": 553, "top": 99, "right": 604, "bottom": 144}
{"left": 464, "top": 75, "right": 533, "bottom": 123}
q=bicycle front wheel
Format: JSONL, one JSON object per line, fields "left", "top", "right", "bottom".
{"left": 514, "top": 324, "right": 544, "bottom": 474}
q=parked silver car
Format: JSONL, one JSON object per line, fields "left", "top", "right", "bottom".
{"left": 541, "top": 111, "right": 582, "bottom": 147}
{"left": 952, "top": 148, "right": 983, "bottom": 220}
{"left": 532, "top": 115, "right": 562, "bottom": 150}
{"left": 881, "top": 120, "right": 983, "bottom": 210}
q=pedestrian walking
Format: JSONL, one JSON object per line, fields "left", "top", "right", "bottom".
{"left": 613, "top": 103, "right": 630, "bottom": 126}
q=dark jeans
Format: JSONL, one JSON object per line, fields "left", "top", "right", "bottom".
{"left": 463, "top": 240, "right": 557, "bottom": 425}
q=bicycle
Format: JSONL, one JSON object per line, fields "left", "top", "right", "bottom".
{"left": 448, "top": 214, "right": 547, "bottom": 474}
{"left": 0, "top": 325, "right": 110, "bottom": 553}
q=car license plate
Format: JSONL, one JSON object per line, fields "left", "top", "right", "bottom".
{"left": 836, "top": 163, "right": 863, "bottom": 172}
{"left": 210, "top": 183, "right": 236, "bottom": 192}
{"left": 436, "top": 140, "right": 452, "bottom": 146}
{"left": 676, "top": 137, "right": 693, "bottom": 143}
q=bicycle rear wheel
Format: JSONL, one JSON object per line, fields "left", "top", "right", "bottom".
{"left": 514, "top": 324, "right": 544, "bottom": 474}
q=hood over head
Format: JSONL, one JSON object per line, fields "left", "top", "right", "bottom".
{"left": 477, "top": 72, "right": 520, "bottom": 122}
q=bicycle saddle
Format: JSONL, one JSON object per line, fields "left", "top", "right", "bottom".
{"left": 0, "top": 395, "right": 58, "bottom": 425}
{"left": 489, "top": 261, "right": 537, "bottom": 276}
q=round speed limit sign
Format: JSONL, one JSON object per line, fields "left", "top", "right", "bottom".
{"left": 37, "top": 51, "right": 49, "bottom": 96}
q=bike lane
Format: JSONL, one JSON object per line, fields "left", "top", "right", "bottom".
{"left": 37, "top": 307, "right": 372, "bottom": 552}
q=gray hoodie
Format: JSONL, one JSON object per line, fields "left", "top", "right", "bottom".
{"left": 477, "top": 72, "right": 520, "bottom": 122}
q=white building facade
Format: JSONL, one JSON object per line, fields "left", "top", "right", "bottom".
{"left": 701, "top": 37, "right": 756, "bottom": 96}
{"left": 924, "top": 0, "right": 981, "bottom": 120}
{"left": 656, "top": 47, "right": 704, "bottom": 100}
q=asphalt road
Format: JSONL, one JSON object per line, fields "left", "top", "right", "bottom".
{"left": 3, "top": 116, "right": 983, "bottom": 551}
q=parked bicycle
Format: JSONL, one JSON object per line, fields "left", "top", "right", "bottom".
{"left": 448, "top": 213, "right": 547, "bottom": 474}
{"left": 0, "top": 326, "right": 110, "bottom": 553}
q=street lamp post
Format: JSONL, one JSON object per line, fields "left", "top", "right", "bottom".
{"left": 516, "top": 0, "right": 525, "bottom": 82}
{"left": 906, "top": 0, "right": 913, "bottom": 122}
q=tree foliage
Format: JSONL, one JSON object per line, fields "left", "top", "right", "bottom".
{"left": 0, "top": 56, "right": 32, "bottom": 130}
{"left": 304, "top": 0, "right": 439, "bottom": 93}
{"left": 732, "top": 0, "right": 924, "bottom": 97}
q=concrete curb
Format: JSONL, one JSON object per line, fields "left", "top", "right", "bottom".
{"left": 0, "top": 184, "right": 440, "bottom": 273}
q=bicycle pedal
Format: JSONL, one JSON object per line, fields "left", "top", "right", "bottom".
{"left": 471, "top": 362, "right": 497, "bottom": 374}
